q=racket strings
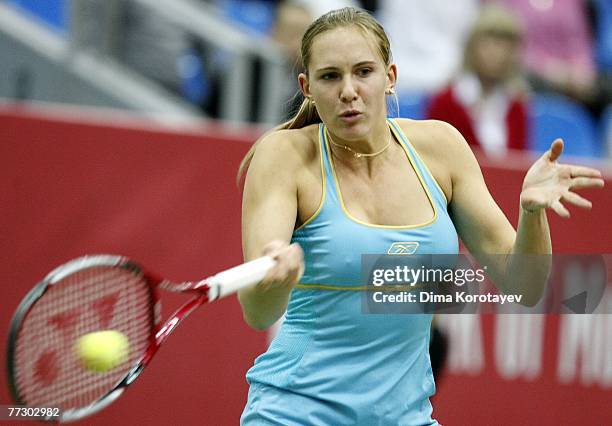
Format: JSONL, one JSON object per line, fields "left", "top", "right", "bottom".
{"left": 13, "top": 266, "right": 154, "bottom": 409}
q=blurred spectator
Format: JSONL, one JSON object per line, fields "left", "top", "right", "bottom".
{"left": 279, "top": 0, "right": 360, "bottom": 118}
{"left": 273, "top": 1, "right": 313, "bottom": 63}
{"left": 377, "top": 0, "right": 480, "bottom": 94}
{"left": 271, "top": 0, "right": 322, "bottom": 119}
{"left": 427, "top": 4, "right": 529, "bottom": 156}
{"left": 202, "top": 0, "right": 358, "bottom": 120}
{"left": 494, "top": 0, "right": 597, "bottom": 107}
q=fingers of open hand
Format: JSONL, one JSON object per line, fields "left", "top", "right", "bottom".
{"left": 562, "top": 190, "right": 592, "bottom": 209}
{"left": 570, "top": 176, "right": 605, "bottom": 190}
{"left": 569, "top": 165, "right": 602, "bottom": 178}
{"left": 547, "top": 139, "right": 564, "bottom": 162}
{"left": 564, "top": 165, "right": 604, "bottom": 189}
{"left": 551, "top": 200, "right": 570, "bottom": 218}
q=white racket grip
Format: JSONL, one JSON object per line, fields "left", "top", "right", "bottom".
{"left": 207, "top": 256, "right": 275, "bottom": 300}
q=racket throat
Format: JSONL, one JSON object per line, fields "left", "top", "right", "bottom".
{"left": 154, "top": 294, "right": 207, "bottom": 346}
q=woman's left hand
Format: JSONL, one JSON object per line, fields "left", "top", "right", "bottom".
{"left": 520, "top": 139, "right": 605, "bottom": 217}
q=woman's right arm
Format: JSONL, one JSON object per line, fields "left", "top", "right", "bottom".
{"left": 238, "top": 131, "right": 305, "bottom": 330}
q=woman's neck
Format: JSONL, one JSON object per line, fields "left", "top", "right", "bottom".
{"left": 326, "top": 122, "right": 392, "bottom": 158}
{"left": 326, "top": 122, "right": 397, "bottom": 173}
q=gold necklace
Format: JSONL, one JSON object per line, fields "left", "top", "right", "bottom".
{"left": 327, "top": 130, "right": 392, "bottom": 159}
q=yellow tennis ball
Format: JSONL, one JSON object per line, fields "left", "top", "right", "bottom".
{"left": 75, "top": 330, "right": 129, "bottom": 372}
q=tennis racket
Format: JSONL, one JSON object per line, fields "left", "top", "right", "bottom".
{"left": 6, "top": 254, "right": 274, "bottom": 422}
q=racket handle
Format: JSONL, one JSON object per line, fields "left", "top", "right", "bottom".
{"left": 207, "top": 256, "right": 275, "bottom": 300}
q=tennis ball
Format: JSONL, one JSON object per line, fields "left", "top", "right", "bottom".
{"left": 75, "top": 330, "right": 129, "bottom": 372}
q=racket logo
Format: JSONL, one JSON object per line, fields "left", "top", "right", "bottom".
{"left": 32, "top": 293, "right": 122, "bottom": 387}
{"left": 48, "top": 310, "right": 80, "bottom": 341}
{"left": 34, "top": 350, "right": 59, "bottom": 386}
{"left": 387, "top": 242, "right": 419, "bottom": 255}
{"left": 91, "top": 293, "right": 120, "bottom": 329}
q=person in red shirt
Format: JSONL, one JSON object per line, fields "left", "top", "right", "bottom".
{"left": 427, "top": 4, "right": 528, "bottom": 156}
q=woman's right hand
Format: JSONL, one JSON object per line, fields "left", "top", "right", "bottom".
{"left": 259, "top": 240, "right": 305, "bottom": 291}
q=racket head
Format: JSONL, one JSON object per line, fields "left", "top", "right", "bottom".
{"left": 6, "top": 255, "right": 159, "bottom": 422}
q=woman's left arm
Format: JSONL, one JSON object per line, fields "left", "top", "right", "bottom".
{"left": 441, "top": 124, "right": 604, "bottom": 306}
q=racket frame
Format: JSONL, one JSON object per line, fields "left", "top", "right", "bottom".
{"left": 6, "top": 254, "right": 272, "bottom": 423}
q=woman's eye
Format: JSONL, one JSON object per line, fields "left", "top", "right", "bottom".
{"left": 358, "top": 68, "right": 372, "bottom": 77}
{"left": 321, "top": 73, "right": 337, "bottom": 80}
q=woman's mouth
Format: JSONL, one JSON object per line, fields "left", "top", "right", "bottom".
{"left": 339, "top": 111, "right": 362, "bottom": 122}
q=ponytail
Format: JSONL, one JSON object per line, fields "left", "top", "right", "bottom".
{"left": 236, "top": 97, "right": 321, "bottom": 186}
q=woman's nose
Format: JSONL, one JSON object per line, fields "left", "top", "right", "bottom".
{"left": 339, "top": 77, "right": 358, "bottom": 102}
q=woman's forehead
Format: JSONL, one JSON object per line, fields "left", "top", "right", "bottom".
{"left": 308, "top": 27, "right": 382, "bottom": 69}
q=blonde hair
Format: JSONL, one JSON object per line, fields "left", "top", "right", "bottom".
{"left": 463, "top": 4, "right": 524, "bottom": 80}
{"left": 237, "top": 7, "right": 392, "bottom": 184}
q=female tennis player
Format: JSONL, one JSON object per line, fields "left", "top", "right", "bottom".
{"left": 237, "top": 7, "right": 604, "bottom": 425}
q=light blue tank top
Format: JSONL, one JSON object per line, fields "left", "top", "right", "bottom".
{"left": 242, "top": 119, "right": 459, "bottom": 426}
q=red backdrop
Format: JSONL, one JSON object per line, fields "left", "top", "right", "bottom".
{"left": 1, "top": 104, "right": 610, "bottom": 425}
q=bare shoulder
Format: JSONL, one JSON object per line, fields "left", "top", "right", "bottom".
{"left": 393, "top": 118, "right": 470, "bottom": 161}
{"left": 392, "top": 118, "right": 478, "bottom": 201}
{"left": 251, "top": 124, "right": 320, "bottom": 170}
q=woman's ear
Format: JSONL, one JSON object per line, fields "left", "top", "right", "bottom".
{"left": 386, "top": 64, "right": 397, "bottom": 94}
{"left": 298, "top": 73, "right": 311, "bottom": 100}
